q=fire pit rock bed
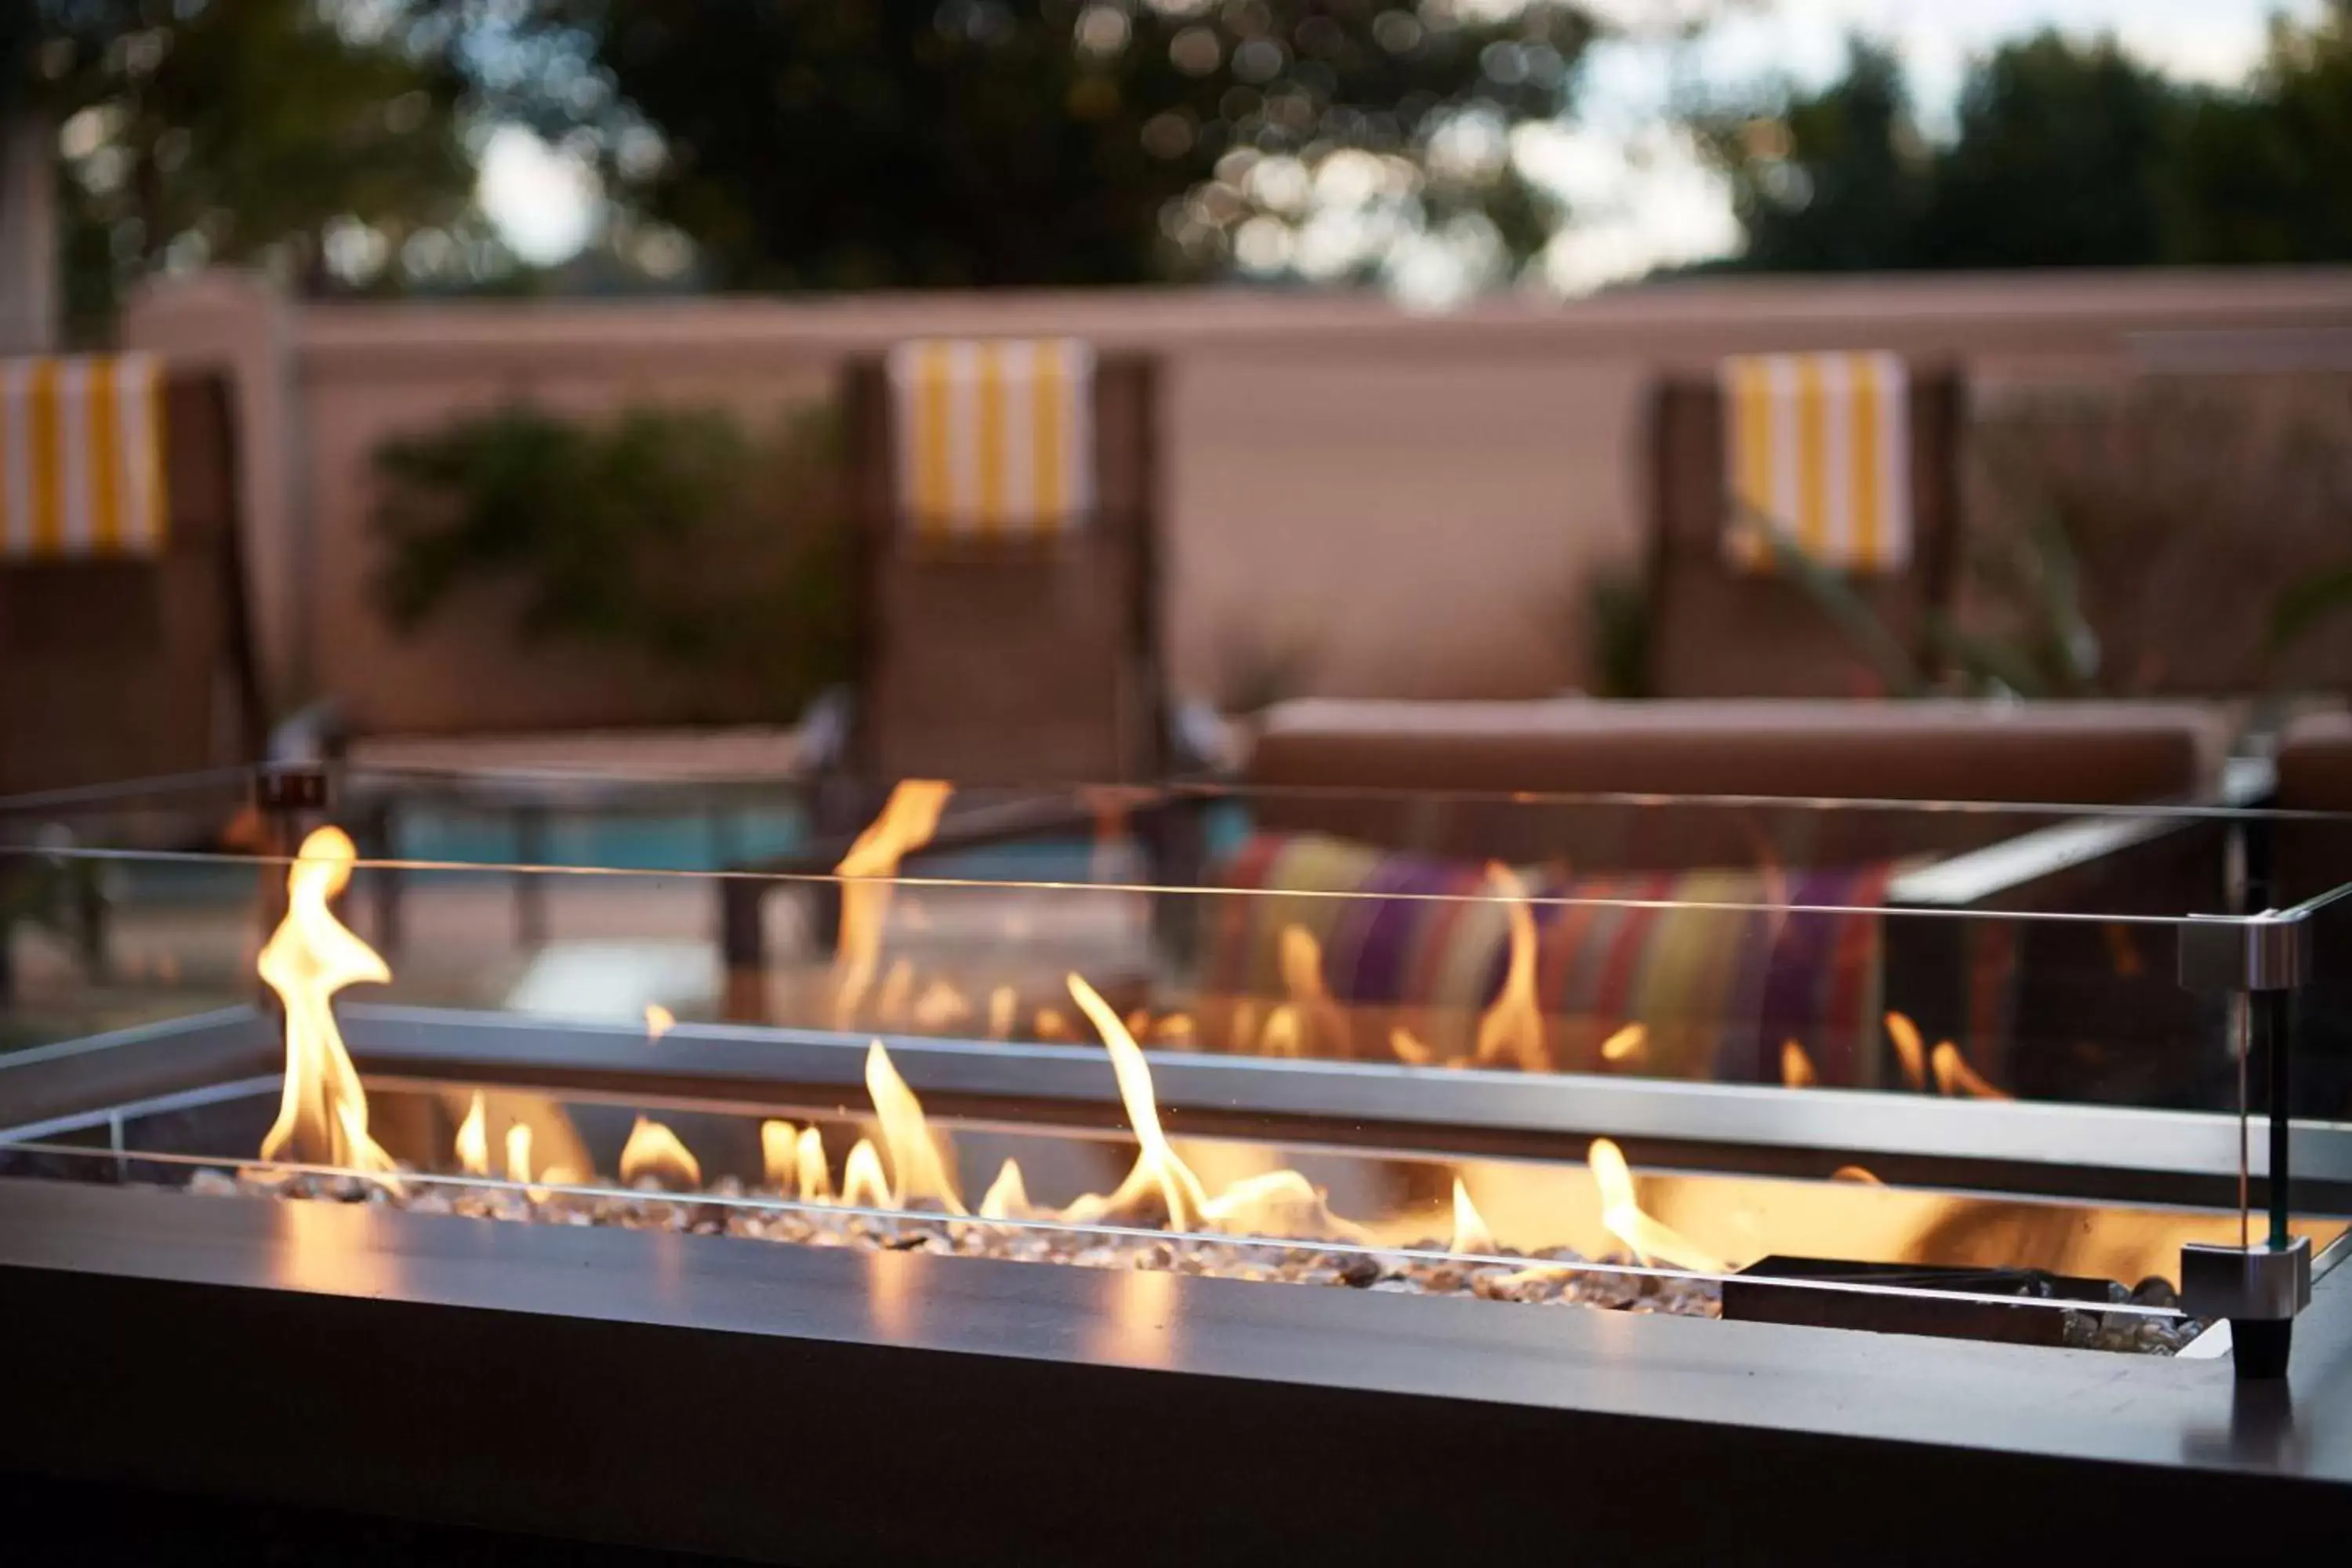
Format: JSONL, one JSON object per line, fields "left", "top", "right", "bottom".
{"left": 186, "top": 1167, "right": 2203, "bottom": 1355}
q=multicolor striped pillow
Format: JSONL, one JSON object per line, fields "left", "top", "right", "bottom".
{"left": 1200, "top": 831, "right": 1896, "bottom": 1087}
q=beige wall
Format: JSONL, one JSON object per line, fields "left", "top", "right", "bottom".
{"left": 125, "top": 269, "right": 2352, "bottom": 736}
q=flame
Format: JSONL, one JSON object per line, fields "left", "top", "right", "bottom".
{"left": 760, "top": 1120, "right": 798, "bottom": 1189}
{"left": 1449, "top": 1178, "right": 1496, "bottom": 1255}
{"left": 1154, "top": 1012, "right": 1196, "bottom": 1047}
{"left": 796, "top": 1127, "right": 833, "bottom": 1203}
{"left": 1258, "top": 1005, "right": 1305, "bottom": 1058}
{"left": 913, "top": 979, "right": 973, "bottom": 1032}
{"left": 1588, "top": 1138, "right": 1729, "bottom": 1274}
{"left": 840, "top": 1138, "right": 891, "bottom": 1209}
{"left": 1061, "top": 975, "right": 1210, "bottom": 1231}
{"left": 1473, "top": 863, "right": 1548, "bottom": 1072}
{"left": 874, "top": 959, "right": 915, "bottom": 1027}
{"left": 256, "top": 826, "right": 399, "bottom": 1183}
{"left": 978, "top": 1158, "right": 1033, "bottom": 1221}
{"left": 619, "top": 1116, "right": 702, "bottom": 1189}
{"left": 866, "top": 1038, "right": 965, "bottom": 1213}
{"left": 644, "top": 1004, "right": 675, "bottom": 1042}
{"left": 1931, "top": 1041, "right": 2013, "bottom": 1100}
{"left": 505, "top": 1122, "right": 534, "bottom": 1184}
{"left": 1390, "top": 1027, "right": 1435, "bottom": 1066}
{"left": 1780, "top": 1039, "right": 1817, "bottom": 1089}
{"left": 1229, "top": 1000, "right": 1260, "bottom": 1053}
{"left": 1599, "top": 1022, "right": 1646, "bottom": 1062}
{"left": 1886, "top": 1011, "right": 1927, "bottom": 1092}
{"left": 1832, "top": 1165, "right": 1883, "bottom": 1185}
{"left": 455, "top": 1090, "right": 489, "bottom": 1177}
{"left": 1033, "top": 1007, "right": 1075, "bottom": 1042}
{"left": 986, "top": 985, "right": 1017, "bottom": 1040}
{"left": 829, "top": 781, "right": 952, "bottom": 1029}
{"left": 1274, "top": 924, "right": 1348, "bottom": 1057}
{"left": 1196, "top": 1168, "right": 1370, "bottom": 1243}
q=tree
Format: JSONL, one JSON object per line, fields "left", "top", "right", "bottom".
{"left": 8, "top": 0, "right": 481, "bottom": 336}
{"left": 2176, "top": 1, "right": 2352, "bottom": 264}
{"left": 506, "top": 0, "right": 1595, "bottom": 291}
{"left": 1701, "top": 17, "right": 2352, "bottom": 274}
{"left": 1700, "top": 42, "right": 1927, "bottom": 272}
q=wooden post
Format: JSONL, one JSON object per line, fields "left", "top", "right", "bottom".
{"left": 0, "top": 111, "right": 57, "bottom": 353}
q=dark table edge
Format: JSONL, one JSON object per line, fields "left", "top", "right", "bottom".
{"left": 2, "top": 1178, "right": 2350, "bottom": 1563}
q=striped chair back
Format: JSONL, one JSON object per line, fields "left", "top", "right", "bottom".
{"left": 837, "top": 347, "right": 1166, "bottom": 785}
{"left": 1647, "top": 361, "right": 1964, "bottom": 699}
{"left": 2, "top": 355, "right": 168, "bottom": 560}
{"left": 886, "top": 339, "right": 1095, "bottom": 543}
{"left": 1719, "top": 352, "right": 1911, "bottom": 574}
{"left": 0, "top": 368, "right": 263, "bottom": 794}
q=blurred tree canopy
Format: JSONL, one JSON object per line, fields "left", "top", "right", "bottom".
{"left": 500, "top": 0, "right": 1597, "bottom": 292}
{"left": 4, "top": 0, "right": 480, "bottom": 333}
{"left": 1703, "top": 3, "right": 2352, "bottom": 271}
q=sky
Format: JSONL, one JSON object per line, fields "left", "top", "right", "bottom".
{"left": 477, "top": 0, "right": 2325, "bottom": 291}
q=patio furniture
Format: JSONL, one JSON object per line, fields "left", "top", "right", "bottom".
{"left": 1646, "top": 361, "right": 1967, "bottom": 698}
{"left": 0, "top": 365, "right": 263, "bottom": 796}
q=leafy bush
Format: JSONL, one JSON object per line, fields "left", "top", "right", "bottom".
{"left": 372, "top": 401, "right": 855, "bottom": 722}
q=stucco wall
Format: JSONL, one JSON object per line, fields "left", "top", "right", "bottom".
{"left": 123, "top": 269, "right": 2352, "bottom": 736}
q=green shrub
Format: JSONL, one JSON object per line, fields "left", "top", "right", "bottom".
{"left": 372, "top": 401, "right": 855, "bottom": 723}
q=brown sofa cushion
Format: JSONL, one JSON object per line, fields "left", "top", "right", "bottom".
{"left": 2277, "top": 710, "right": 2352, "bottom": 813}
{"left": 1243, "top": 698, "right": 2230, "bottom": 870}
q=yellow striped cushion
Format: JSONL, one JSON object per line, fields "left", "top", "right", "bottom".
{"left": 1720, "top": 352, "right": 1911, "bottom": 575}
{"left": 887, "top": 339, "right": 1094, "bottom": 541}
{"left": 1, "top": 354, "right": 167, "bottom": 561}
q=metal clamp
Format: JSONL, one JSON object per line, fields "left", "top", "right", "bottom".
{"left": 2177, "top": 910, "right": 2308, "bottom": 993}
{"left": 2180, "top": 1236, "right": 2311, "bottom": 1323}
{"left": 253, "top": 762, "right": 332, "bottom": 815}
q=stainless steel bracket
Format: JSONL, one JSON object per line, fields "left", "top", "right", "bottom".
{"left": 2180, "top": 1235, "right": 2311, "bottom": 1323}
{"left": 2177, "top": 909, "right": 2309, "bottom": 993}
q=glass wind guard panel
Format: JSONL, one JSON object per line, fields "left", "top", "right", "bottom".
{"left": 5, "top": 778, "right": 2352, "bottom": 1356}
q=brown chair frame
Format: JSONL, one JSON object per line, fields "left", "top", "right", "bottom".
{"left": 0, "top": 368, "right": 265, "bottom": 797}
{"left": 1645, "top": 367, "right": 1966, "bottom": 699}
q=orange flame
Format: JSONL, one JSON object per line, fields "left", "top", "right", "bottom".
{"left": 1154, "top": 1012, "right": 1196, "bottom": 1047}
{"left": 1599, "top": 1022, "right": 1646, "bottom": 1063}
{"left": 1832, "top": 1165, "right": 1883, "bottom": 1185}
{"left": 1449, "top": 1178, "right": 1496, "bottom": 1255}
{"left": 840, "top": 1138, "right": 891, "bottom": 1209}
{"left": 760, "top": 1120, "right": 797, "bottom": 1189}
{"left": 1062, "top": 975, "right": 1211, "bottom": 1231}
{"left": 978, "top": 1158, "right": 1033, "bottom": 1221}
{"left": 1196, "top": 1169, "right": 1370, "bottom": 1243}
{"left": 1931, "top": 1041, "right": 2013, "bottom": 1100}
{"left": 874, "top": 959, "right": 915, "bottom": 1028}
{"left": 1886, "top": 1011, "right": 1926, "bottom": 1092}
{"left": 455, "top": 1090, "right": 489, "bottom": 1177}
{"left": 644, "top": 1004, "right": 675, "bottom": 1043}
{"left": 1033, "top": 1007, "right": 1075, "bottom": 1042}
{"left": 619, "top": 1116, "right": 702, "bottom": 1189}
{"left": 986, "top": 985, "right": 1017, "bottom": 1040}
{"left": 1474, "top": 863, "right": 1548, "bottom": 1072}
{"left": 913, "top": 980, "right": 973, "bottom": 1032}
{"left": 504, "top": 1122, "right": 534, "bottom": 1185}
{"left": 1258, "top": 1005, "right": 1305, "bottom": 1058}
{"left": 1390, "top": 1027, "right": 1435, "bottom": 1066}
{"left": 256, "top": 826, "right": 398, "bottom": 1183}
{"left": 795, "top": 1127, "right": 833, "bottom": 1203}
{"left": 1272, "top": 924, "right": 1348, "bottom": 1057}
{"left": 830, "top": 781, "right": 952, "bottom": 1029}
{"left": 1229, "top": 1000, "right": 1261, "bottom": 1054}
{"left": 1780, "top": 1039, "right": 1817, "bottom": 1089}
{"left": 1588, "top": 1138, "right": 1729, "bottom": 1274}
{"left": 866, "top": 1038, "right": 965, "bottom": 1213}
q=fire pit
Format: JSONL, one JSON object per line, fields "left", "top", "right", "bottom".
{"left": 3, "top": 765, "right": 2351, "bottom": 1559}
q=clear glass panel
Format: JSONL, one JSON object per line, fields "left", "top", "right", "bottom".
{"left": 9, "top": 798, "right": 2352, "bottom": 1358}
